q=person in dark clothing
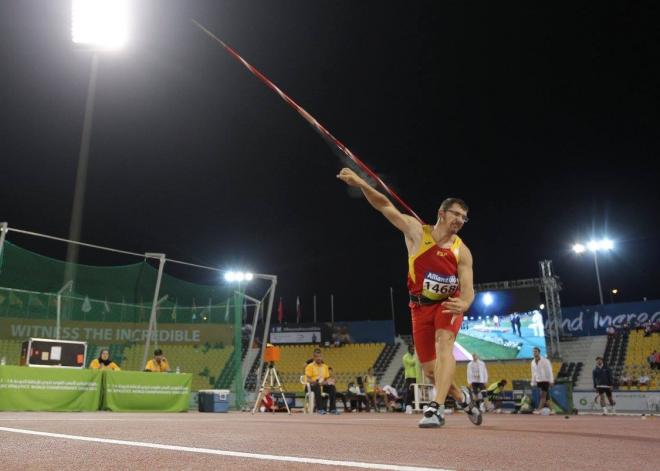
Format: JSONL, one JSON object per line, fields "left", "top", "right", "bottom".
{"left": 593, "top": 357, "right": 616, "bottom": 415}
{"left": 511, "top": 313, "right": 522, "bottom": 337}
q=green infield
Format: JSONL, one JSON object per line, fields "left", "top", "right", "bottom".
{"left": 456, "top": 333, "right": 519, "bottom": 360}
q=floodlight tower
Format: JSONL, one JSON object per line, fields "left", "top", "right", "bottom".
{"left": 65, "top": 0, "right": 131, "bottom": 283}
{"left": 572, "top": 238, "right": 614, "bottom": 305}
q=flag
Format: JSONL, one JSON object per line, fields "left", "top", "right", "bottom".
{"left": 29, "top": 294, "right": 45, "bottom": 308}
{"left": 277, "top": 297, "right": 283, "bottom": 323}
{"left": 9, "top": 292, "right": 23, "bottom": 306}
{"left": 296, "top": 296, "right": 301, "bottom": 324}
{"left": 82, "top": 296, "right": 92, "bottom": 313}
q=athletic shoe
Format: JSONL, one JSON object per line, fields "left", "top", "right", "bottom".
{"left": 418, "top": 401, "right": 445, "bottom": 428}
{"left": 318, "top": 409, "right": 327, "bottom": 415}
{"left": 460, "top": 386, "right": 483, "bottom": 426}
{"left": 405, "top": 405, "right": 413, "bottom": 415}
{"left": 330, "top": 409, "right": 340, "bottom": 415}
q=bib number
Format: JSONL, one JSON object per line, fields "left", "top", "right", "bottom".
{"left": 422, "top": 273, "right": 459, "bottom": 300}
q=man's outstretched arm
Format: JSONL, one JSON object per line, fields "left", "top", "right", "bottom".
{"left": 336, "top": 167, "right": 421, "bottom": 238}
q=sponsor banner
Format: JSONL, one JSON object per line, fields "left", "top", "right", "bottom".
{"left": 573, "top": 390, "right": 660, "bottom": 412}
{"left": 270, "top": 330, "right": 322, "bottom": 344}
{"left": 268, "top": 321, "right": 396, "bottom": 344}
{"left": 0, "top": 317, "right": 233, "bottom": 344}
{"left": 270, "top": 324, "right": 328, "bottom": 344}
{"left": 0, "top": 365, "right": 102, "bottom": 411}
{"left": 103, "top": 370, "right": 191, "bottom": 412}
{"left": 551, "top": 300, "right": 660, "bottom": 337}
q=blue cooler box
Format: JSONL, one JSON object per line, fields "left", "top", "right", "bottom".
{"left": 198, "top": 389, "right": 230, "bottom": 413}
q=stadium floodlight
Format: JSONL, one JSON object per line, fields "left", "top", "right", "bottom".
{"left": 483, "top": 292, "right": 493, "bottom": 306}
{"left": 572, "top": 237, "right": 615, "bottom": 305}
{"left": 71, "top": 0, "right": 130, "bottom": 50}
{"left": 224, "top": 271, "right": 254, "bottom": 283}
{"left": 601, "top": 239, "right": 614, "bottom": 250}
{"left": 572, "top": 243, "right": 586, "bottom": 254}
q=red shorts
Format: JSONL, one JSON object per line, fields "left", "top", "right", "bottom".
{"left": 410, "top": 301, "right": 463, "bottom": 363}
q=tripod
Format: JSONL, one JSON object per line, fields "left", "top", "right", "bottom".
{"left": 252, "top": 361, "right": 291, "bottom": 414}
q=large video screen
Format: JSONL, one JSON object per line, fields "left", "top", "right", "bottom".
{"left": 454, "top": 287, "right": 547, "bottom": 361}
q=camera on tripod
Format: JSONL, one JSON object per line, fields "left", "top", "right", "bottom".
{"left": 263, "top": 343, "right": 280, "bottom": 365}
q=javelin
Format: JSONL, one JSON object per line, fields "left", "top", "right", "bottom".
{"left": 192, "top": 20, "right": 425, "bottom": 224}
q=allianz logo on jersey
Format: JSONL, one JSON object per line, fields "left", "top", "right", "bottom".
{"left": 425, "top": 273, "right": 458, "bottom": 284}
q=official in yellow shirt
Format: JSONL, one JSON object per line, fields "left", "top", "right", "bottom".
{"left": 89, "top": 349, "right": 121, "bottom": 371}
{"left": 304, "top": 349, "right": 338, "bottom": 414}
{"left": 145, "top": 348, "right": 170, "bottom": 372}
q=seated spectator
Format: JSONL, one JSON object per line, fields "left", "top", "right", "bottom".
{"left": 260, "top": 387, "right": 276, "bottom": 412}
{"left": 145, "top": 348, "right": 170, "bottom": 372}
{"left": 364, "top": 367, "right": 389, "bottom": 412}
{"left": 648, "top": 351, "right": 657, "bottom": 368}
{"left": 619, "top": 368, "right": 633, "bottom": 389}
{"left": 638, "top": 369, "right": 651, "bottom": 390}
{"left": 654, "top": 351, "right": 660, "bottom": 370}
{"left": 89, "top": 349, "right": 120, "bottom": 371}
{"left": 326, "top": 367, "right": 349, "bottom": 411}
{"left": 304, "top": 349, "right": 339, "bottom": 415}
{"left": 346, "top": 381, "right": 370, "bottom": 412}
{"left": 484, "top": 379, "right": 507, "bottom": 411}
{"left": 381, "top": 384, "right": 403, "bottom": 411}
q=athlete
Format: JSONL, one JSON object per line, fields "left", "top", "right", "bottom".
{"left": 337, "top": 167, "right": 481, "bottom": 427}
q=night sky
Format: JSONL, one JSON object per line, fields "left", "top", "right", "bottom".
{"left": 1, "top": 1, "right": 658, "bottom": 331}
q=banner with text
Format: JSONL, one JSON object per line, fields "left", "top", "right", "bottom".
{"left": 269, "top": 321, "right": 395, "bottom": 344}
{"left": 103, "top": 370, "right": 192, "bottom": 412}
{"left": 550, "top": 300, "right": 660, "bottom": 337}
{"left": 0, "top": 365, "right": 102, "bottom": 411}
{"left": 573, "top": 390, "right": 660, "bottom": 412}
{"left": 0, "top": 317, "right": 233, "bottom": 345}
{"left": 270, "top": 324, "right": 329, "bottom": 344}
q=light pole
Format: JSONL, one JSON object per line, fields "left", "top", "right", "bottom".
{"left": 610, "top": 288, "right": 619, "bottom": 304}
{"left": 65, "top": 0, "right": 130, "bottom": 283}
{"left": 572, "top": 238, "right": 614, "bottom": 305}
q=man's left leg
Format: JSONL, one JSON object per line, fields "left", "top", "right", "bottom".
{"left": 606, "top": 390, "right": 616, "bottom": 412}
{"left": 324, "top": 384, "right": 338, "bottom": 414}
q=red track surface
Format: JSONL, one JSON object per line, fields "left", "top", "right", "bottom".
{"left": 1, "top": 411, "right": 658, "bottom": 470}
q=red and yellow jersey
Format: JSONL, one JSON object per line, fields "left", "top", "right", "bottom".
{"left": 407, "top": 225, "right": 461, "bottom": 301}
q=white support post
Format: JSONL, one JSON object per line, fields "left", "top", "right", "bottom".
{"left": 142, "top": 253, "right": 166, "bottom": 370}
{"left": 0, "top": 223, "right": 8, "bottom": 269}
{"left": 256, "top": 275, "right": 277, "bottom": 388}
{"left": 238, "top": 291, "right": 264, "bottom": 383}
{"left": 56, "top": 280, "right": 74, "bottom": 340}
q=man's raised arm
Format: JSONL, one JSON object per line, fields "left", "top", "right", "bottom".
{"left": 336, "top": 167, "right": 420, "bottom": 238}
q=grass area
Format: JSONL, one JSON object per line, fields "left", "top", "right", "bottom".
{"left": 456, "top": 333, "right": 519, "bottom": 360}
